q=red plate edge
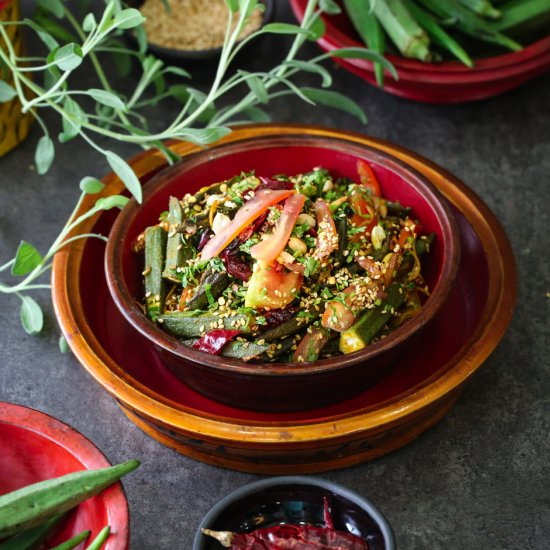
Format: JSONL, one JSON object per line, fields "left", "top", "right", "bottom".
{"left": 0, "top": 402, "right": 130, "bottom": 549}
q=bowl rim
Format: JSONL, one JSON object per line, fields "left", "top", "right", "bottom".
{"left": 289, "top": 0, "right": 550, "bottom": 81}
{"left": 0, "top": 401, "right": 130, "bottom": 550}
{"left": 51, "top": 123, "right": 517, "bottom": 448}
{"left": 104, "top": 133, "right": 461, "bottom": 377}
{"left": 192, "top": 475, "right": 396, "bottom": 550}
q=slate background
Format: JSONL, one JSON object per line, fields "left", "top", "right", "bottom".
{"left": 1, "top": 2, "right": 549, "bottom": 549}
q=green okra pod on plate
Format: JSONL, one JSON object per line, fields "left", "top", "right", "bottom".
{"left": 403, "top": 0, "right": 474, "bottom": 66}
{"left": 85, "top": 526, "right": 111, "bottom": 550}
{"left": 458, "top": 0, "right": 501, "bottom": 19}
{"left": 0, "top": 460, "right": 139, "bottom": 539}
{"left": 50, "top": 529, "right": 91, "bottom": 550}
{"left": 490, "top": 0, "right": 550, "bottom": 33}
{"left": 417, "top": 0, "right": 522, "bottom": 51}
{"left": 0, "top": 514, "right": 65, "bottom": 550}
{"left": 344, "top": 0, "right": 387, "bottom": 86}
{"left": 373, "top": 0, "right": 432, "bottom": 61}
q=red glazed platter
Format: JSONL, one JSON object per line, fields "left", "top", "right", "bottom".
{"left": 0, "top": 402, "right": 129, "bottom": 548}
{"left": 290, "top": 0, "right": 550, "bottom": 103}
{"left": 52, "top": 125, "right": 516, "bottom": 473}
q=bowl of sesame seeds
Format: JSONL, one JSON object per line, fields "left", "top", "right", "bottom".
{"left": 104, "top": 129, "right": 460, "bottom": 412}
{"left": 129, "top": 0, "right": 274, "bottom": 61}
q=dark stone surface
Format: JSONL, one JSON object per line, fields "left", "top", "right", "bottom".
{"left": 1, "top": 2, "right": 549, "bottom": 549}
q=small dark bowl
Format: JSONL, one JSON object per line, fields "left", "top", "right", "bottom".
{"left": 127, "top": 0, "right": 274, "bottom": 62}
{"left": 193, "top": 476, "right": 396, "bottom": 550}
{"left": 105, "top": 130, "right": 460, "bottom": 412}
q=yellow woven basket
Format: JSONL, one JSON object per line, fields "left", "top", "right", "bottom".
{"left": 1, "top": 0, "right": 32, "bottom": 157}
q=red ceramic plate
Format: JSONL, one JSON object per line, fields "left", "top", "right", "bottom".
{"left": 52, "top": 125, "right": 516, "bottom": 473}
{"left": 290, "top": 0, "right": 550, "bottom": 103}
{"left": 0, "top": 403, "right": 129, "bottom": 549}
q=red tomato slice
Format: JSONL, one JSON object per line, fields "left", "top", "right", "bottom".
{"left": 313, "top": 199, "right": 339, "bottom": 260}
{"left": 250, "top": 193, "right": 306, "bottom": 263}
{"left": 357, "top": 159, "right": 381, "bottom": 197}
{"left": 349, "top": 188, "right": 378, "bottom": 234}
{"left": 322, "top": 300, "right": 355, "bottom": 332}
{"left": 201, "top": 189, "right": 295, "bottom": 260}
{"left": 244, "top": 260, "right": 302, "bottom": 309}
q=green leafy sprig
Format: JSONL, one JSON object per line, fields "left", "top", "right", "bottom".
{"left": 0, "top": 0, "right": 394, "bottom": 337}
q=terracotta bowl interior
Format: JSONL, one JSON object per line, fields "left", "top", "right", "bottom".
{"left": 106, "top": 135, "right": 459, "bottom": 380}
{"left": 193, "top": 477, "right": 395, "bottom": 550}
{"left": 0, "top": 403, "right": 128, "bottom": 549}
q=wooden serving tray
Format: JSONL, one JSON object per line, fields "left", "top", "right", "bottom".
{"left": 52, "top": 125, "right": 516, "bottom": 473}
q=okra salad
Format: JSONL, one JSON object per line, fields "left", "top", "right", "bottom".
{"left": 137, "top": 162, "right": 434, "bottom": 363}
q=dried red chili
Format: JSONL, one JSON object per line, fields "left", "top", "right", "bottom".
{"left": 263, "top": 307, "right": 296, "bottom": 327}
{"left": 220, "top": 249, "right": 252, "bottom": 282}
{"left": 202, "top": 498, "right": 369, "bottom": 549}
{"left": 192, "top": 329, "right": 240, "bottom": 355}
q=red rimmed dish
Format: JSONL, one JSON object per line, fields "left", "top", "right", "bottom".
{"left": 104, "top": 135, "right": 460, "bottom": 412}
{"left": 52, "top": 124, "right": 516, "bottom": 474}
{"left": 290, "top": 0, "right": 550, "bottom": 103}
{"left": 0, "top": 402, "right": 130, "bottom": 549}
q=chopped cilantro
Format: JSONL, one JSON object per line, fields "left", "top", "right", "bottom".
{"left": 304, "top": 257, "right": 319, "bottom": 277}
{"left": 204, "top": 283, "right": 215, "bottom": 307}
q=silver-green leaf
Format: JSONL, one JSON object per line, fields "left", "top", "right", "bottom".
{"left": 300, "top": 87, "right": 367, "bottom": 124}
{"left": 59, "top": 97, "right": 84, "bottom": 143}
{"left": 35, "top": 136, "right": 55, "bottom": 175}
{"left": 80, "top": 177, "right": 105, "bottom": 195}
{"left": 283, "top": 60, "right": 332, "bottom": 87}
{"left": 20, "top": 296, "right": 44, "bottom": 335}
{"left": 262, "top": 23, "right": 310, "bottom": 35}
{"left": 82, "top": 13, "right": 97, "bottom": 33}
{"left": 331, "top": 47, "right": 398, "bottom": 79}
{"left": 36, "top": 0, "right": 64, "bottom": 19}
{"left": 243, "top": 106, "right": 271, "bottom": 122}
{"left": 246, "top": 75, "right": 268, "bottom": 104}
{"left": 225, "top": 0, "right": 239, "bottom": 13}
{"left": 308, "top": 14, "right": 326, "bottom": 41}
{"left": 12, "top": 241, "right": 43, "bottom": 276}
{"left": 59, "top": 334, "right": 70, "bottom": 353}
{"left": 53, "top": 43, "right": 84, "bottom": 71}
{"left": 320, "top": 0, "right": 341, "bottom": 14}
{"left": 105, "top": 151, "right": 142, "bottom": 203}
{"left": 113, "top": 8, "right": 146, "bottom": 30}
{"left": 88, "top": 88, "right": 126, "bottom": 111}
{"left": 0, "top": 80, "right": 17, "bottom": 103}
{"left": 175, "top": 127, "right": 232, "bottom": 146}
{"left": 95, "top": 195, "right": 130, "bottom": 210}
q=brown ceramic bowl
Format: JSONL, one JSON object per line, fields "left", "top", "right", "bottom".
{"left": 104, "top": 133, "right": 460, "bottom": 412}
